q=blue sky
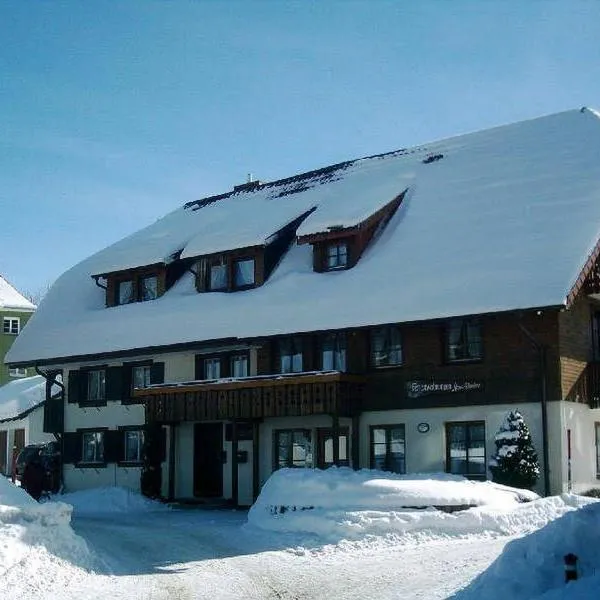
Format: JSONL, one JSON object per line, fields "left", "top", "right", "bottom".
{"left": 2, "top": 1, "right": 600, "bottom": 297}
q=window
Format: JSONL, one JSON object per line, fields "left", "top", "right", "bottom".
{"left": 124, "top": 429, "right": 144, "bottom": 463}
{"left": 446, "top": 421, "right": 486, "bottom": 479}
{"left": 370, "top": 425, "right": 406, "bottom": 473}
{"left": 204, "top": 358, "right": 221, "bottom": 380}
{"left": 209, "top": 262, "right": 228, "bottom": 291}
{"left": 230, "top": 354, "right": 248, "bottom": 378}
{"left": 279, "top": 337, "right": 303, "bottom": 373}
{"left": 234, "top": 258, "right": 255, "bottom": 288}
{"left": 9, "top": 368, "right": 27, "bottom": 378}
{"left": 446, "top": 319, "right": 482, "bottom": 362}
{"left": 371, "top": 326, "right": 402, "bottom": 367}
{"left": 326, "top": 242, "right": 348, "bottom": 270}
{"left": 596, "top": 423, "right": 600, "bottom": 479}
{"left": 3, "top": 317, "right": 20, "bottom": 335}
{"left": 322, "top": 332, "right": 347, "bottom": 372}
{"left": 117, "top": 280, "right": 134, "bottom": 305}
{"left": 275, "top": 429, "right": 313, "bottom": 469}
{"left": 87, "top": 369, "right": 106, "bottom": 403}
{"left": 131, "top": 365, "right": 151, "bottom": 391}
{"left": 81, "top": 431, "right": 105, "bottom": 464}
{"left": 140, "top": 275, "right": 158, "bottom": 301}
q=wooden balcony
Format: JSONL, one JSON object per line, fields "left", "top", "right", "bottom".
{"left": 565, "top": 361, "right": 600, "bottom": 408}
{"left": 134, "top": 371, "right": 366, "bottom": 423}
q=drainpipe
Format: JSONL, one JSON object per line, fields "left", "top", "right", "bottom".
{"left": 518, "top": 322, "right": 551, "bottom": 496}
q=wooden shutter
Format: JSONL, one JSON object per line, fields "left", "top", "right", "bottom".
{"left": 62, "top": 432, "right": 81, "bottom": 464}
{"left": 43, "top": 398, "right": 64, "bottom": 434}
{"left": 105, "top": 367, "right": 123, "bottom": 402}
{"left": 194, "top": 355, "right": 203, "bottom": 380}
{"left": 150, "top": 362, "right": 165, "bottom": 385}
{"left": 104, "top": 430, "right": 123, "bottom": 463}
{"left": 67, "top": 370, "right": 80, "bottom": 404}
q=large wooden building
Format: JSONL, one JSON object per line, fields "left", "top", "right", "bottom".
{"left": 7, "top": 108, "right": 600, "bottom": 503}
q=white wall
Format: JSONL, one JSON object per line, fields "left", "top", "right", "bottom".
{"left": 360, "top": 403, "right": 545, "bottom": 494}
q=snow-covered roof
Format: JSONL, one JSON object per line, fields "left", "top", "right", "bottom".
{"left": 0, "top": 375, "right": 45, "bottom": 421}
{"left": 7, "top": 108, "right": 600, "bottom": 365}
{"left": 0, "top": 276, "right": 35, "bottom": 311}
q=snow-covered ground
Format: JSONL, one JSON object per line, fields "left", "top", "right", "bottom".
{"left": 0, "top": 470, "right": 597, "bottom": 600}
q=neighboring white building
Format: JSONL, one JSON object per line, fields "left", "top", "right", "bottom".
{"left": 0, "top": 375, "right": 55, "bottom": 476}
{"left": 6, "top": 108, "right": 600, "bottom": 503}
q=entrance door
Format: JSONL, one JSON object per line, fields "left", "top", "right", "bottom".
{"left": 193, "top": 423, "right": 223, "bottom": 498}
{"left": 317, "top": 428, "right": 350, "bottom": 469}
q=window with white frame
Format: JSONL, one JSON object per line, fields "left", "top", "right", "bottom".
{"left": 3, "top": 317, "right": 20, "bottom": 335}
{"left": 9, "top": 367, "right": 27, "bottom": 378}
{"left": 230, "top": 354, "right": 248, "bottom": 378}
{"left": 325, "top": 241, "right": 348, "bottom": 270}
{"left": 124, "top": 429, "right": 144, "bottom": 463}
{"left": 81, "top": 431, "right": 105, "bottom": 463}
{"left": 204, "top": 357, "right": 221, "bottom": 380}
{"left": 87, "top": 369, "right": 106, "bottom": 403}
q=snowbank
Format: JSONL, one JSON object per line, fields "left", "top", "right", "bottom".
{"left": 0, "top": 476, "right": 94, "bottom": 578}
{"left": 454, "top": 497, "right": 600, "bottom": 600}
{"left": 58, "top": 486, "right": 169, "bottom": 515}
{"left": 247, "top": 468, "right": 552, "bottom": 543}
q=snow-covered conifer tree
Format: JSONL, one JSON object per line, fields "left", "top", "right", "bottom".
{"left": 489, "top": 410, "right": 540, "bottom": 490}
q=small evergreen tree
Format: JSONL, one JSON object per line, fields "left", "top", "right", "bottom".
{"left": 489, "top": 410, "right": 540, "bottom": 490}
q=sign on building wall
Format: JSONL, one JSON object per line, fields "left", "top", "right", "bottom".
{"left": 406, "top": 380, "right": 483, "bottom": 398}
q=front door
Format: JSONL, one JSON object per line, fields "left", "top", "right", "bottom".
{"left": 317, "top": 427, "right": 350, "bottom": 469}
{"left": 193, "top": 423, "right": 223, "bottom": 497}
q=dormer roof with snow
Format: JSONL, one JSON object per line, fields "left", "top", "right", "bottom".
{"left": 7, "top": 108, "right": 600, "bottom": 366}
{"left": 0, "top": 276, "right": 36, "bottom": 312}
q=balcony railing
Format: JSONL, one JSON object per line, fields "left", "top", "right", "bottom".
{"left": 134, "top": 371, "right": 365, "bottom": 423}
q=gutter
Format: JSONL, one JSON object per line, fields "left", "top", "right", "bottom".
{"left": 518, "top": 322, "right": 551, "bottom": 496}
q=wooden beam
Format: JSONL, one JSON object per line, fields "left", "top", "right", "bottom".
{"left": 231, "top": 420, "right": 238, "bottom": 507}
{"left": 252, "top": 420, "right": 260, "bottom": 501}
{"left": 168, "top": 424, "right": 176, "bottom": 501}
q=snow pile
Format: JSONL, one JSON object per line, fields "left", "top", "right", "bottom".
{"left": 454, "top": 498, "right": 600, "bottom": 600}
{"left": 0, "top": 274, "right": 35, "bottom": 310}
{"left": 58, "top": 486, "right": 169, "bottom": 515}
{"left": 247, "top": 468, "right": 557, "bottom": 543}
{"left": 0, "top": 476, "right": 94, "bottom": 581}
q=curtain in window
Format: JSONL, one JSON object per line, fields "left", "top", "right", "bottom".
{"left": 141, "top": 276, "right": 158, "bottom": 301}
{"left": 132, "top": 366, "right": 151, "bottom": 390}
{"left": 371, "top": 327, "right": 402, "bottom": 366}
{"left": 82, "top": 432, "right": 104, "bottom": 463}
{"left": 234, "top": 259, "right": 255, "bottom": 287}
{"left": 230, "top": 354, "right": 248, "bottom": 378}
{"left": 125, "top": 430, "right": 144, "bottom": 462}
{"left": 204, "top": 358, "right": 221, "bottom": 380}
{"left": 87, "top": 370, "right": 105, "bottom": 402}
{"left": 322, "top": 334, "right": 346, "bottom": 371}
{"left": 210, "top": 264, "right": 228, "bottom": 290}
{"left": 279, "top": 338, "right": 303, "bottom": 373}
{"left": 118, "top": 280, "right": 134, "bottom": 305}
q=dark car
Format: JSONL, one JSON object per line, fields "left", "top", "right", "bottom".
{"left": 14, "top": 441, "right": 61, "bottom": 494}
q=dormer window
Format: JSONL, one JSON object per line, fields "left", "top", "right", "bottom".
{"left": 99, "top": 266, "right": 165, "bottom": 307}
{"left": 234, "top": 258, "right": 255, "bottom": 288}
{"left": 326, "top": 242, "right": 348, "bottom": 270}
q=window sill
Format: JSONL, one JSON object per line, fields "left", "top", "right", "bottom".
{"left": 78, "top": 401, "right": 108, "bottom": 408}
{"left": 371, "top": 363, "right": 404, "bottom": 370}
{"left": 122, "top": 398, "right": 143, "bottom": 405}
{"left": 118, "top": 461, "right": 143, "bottom": 468}
{"left": 76, "top": 462, "right": 107, "bottom": 469}
{"left": 445, "top": 358, "right": 483, "bottom": 365}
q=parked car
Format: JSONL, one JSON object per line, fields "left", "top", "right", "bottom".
{"left": 14, "top": 441, "right": 61, "bottom": 494}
